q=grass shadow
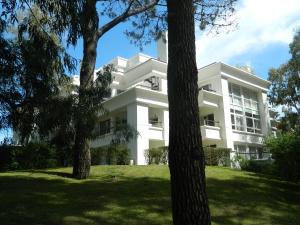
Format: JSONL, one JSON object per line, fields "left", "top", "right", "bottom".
{"left": 0, "top": 171, "right": 172, "bottom": 225}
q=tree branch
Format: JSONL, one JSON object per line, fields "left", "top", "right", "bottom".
{"left": 97, "top": 0, "right": 159, "bottom": 38}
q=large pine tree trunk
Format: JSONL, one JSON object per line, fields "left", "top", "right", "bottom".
{"left": 73, "top": 0, "right": 98, "bottom": 179}
{"left": 167, "top": 0, "right": 211, "bottom": 224}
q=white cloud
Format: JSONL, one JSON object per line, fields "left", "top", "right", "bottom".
{"left": 196, "top": 0, "right": 300, "bottom": 67}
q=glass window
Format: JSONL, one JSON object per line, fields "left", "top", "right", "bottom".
{"left": 249, "top": 147, "right": 257, "bottom": 159}
{"left": 232, "top": 85, "right": 241, "bottom": 96}
{"left": 235, "top": 145, "right": 247, "bottom": 159}
{"left": 229, "top": 83, "right": 261, "bottom": 133}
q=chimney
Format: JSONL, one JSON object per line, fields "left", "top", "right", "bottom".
{"left": 157, "top": 31, "right": 168, "bottom": 63}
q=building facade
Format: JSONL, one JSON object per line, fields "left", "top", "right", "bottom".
{"left": 89, "top": 38, "right": 275, "bottom": 165}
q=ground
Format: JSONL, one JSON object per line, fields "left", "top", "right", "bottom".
{"left": 0, "top": 166, "right": 299, "bottom": 225}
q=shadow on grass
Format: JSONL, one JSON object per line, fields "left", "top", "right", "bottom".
{"left": 32, "top": 170, "right": 74, "bottom": 178}
{"left": 207, "top": 174, "right": 300, "bottom": 225}
{"left": 0, "top": 173, "right": 172, "bottom": 225}
{"left": 0, "top": 168, "right": 299, "bottom": 225}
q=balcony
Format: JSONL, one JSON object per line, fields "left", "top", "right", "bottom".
{"left": 148, "top": 119, "right": 164, "bottom": 140}
{"left": 200, "top": 120, "right": 221, "bottom": 140}
{"left": 198, "top": 89, "right": 222, "bottom": 108}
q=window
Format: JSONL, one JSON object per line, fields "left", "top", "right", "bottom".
{"left": 229, "top": 83, "right": 261, "bottom": 134}
{"left": 234, "top": 145, "right": 267, "bottom": 159}
{"left": 249, "top": 146, "right": 257, "bottom": 159}
{"left": 203, "top": 114, "right": 215, "bottom": 126}
{"left": 99, "top": 119, "right": 111, "bottom": 135}
{"left": 234, "top": 145, "right": 247, "bottom": 159}
{"left": 231, "top": 109, "right": 244, "bottom": 131}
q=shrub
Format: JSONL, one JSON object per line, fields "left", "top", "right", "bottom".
{"left": 240, "top": 159, "right": 275, "bottom": 174}
{"left": 91, "top": 144, "right": 129, "bottom": 165}
{"left": 144, "top": 146, "right": 168, "bottom": 165}
{"left": 0, "top": 143, "right": 58, "bottom": 170}
{"left": 203, "top": 147, "right": 231, "bottom": 166}
{"left": 91, "top": 146, "right": 107, "bottom": 165}
{"left": 265, "top": 130, "right": 300, "bottom": 181}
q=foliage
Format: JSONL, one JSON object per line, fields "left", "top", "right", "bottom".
{"left": 145, "top": 146, "right": 230, "bottom": 166}
{"left": 0, "top": 142, "right": 60, "bottom": 170}
{"left": 265, "top": 129, "right": 300, "bottom": 181}
{"left": 91, "top": 144, "right": 129, "bottom": 165}
{"left": 144, "top": 146, "right": 168, "bottom": 165}
{"left": 203, "top": 147, "right": 231, "bottom": 166}
{"left": 268, "top": 30, "right": 300, "bottom": 130}
{"left": 239, "top": 159, "right": 275, "bottom": 175}
{"left": 0, "top": 9, "right": 76, "bottom": 142}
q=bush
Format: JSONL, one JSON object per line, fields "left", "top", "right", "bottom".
{"left": 0, "top": 143, "right": 58, "bottom": 171}
{"left": 144, "top": 146, "right": 168, "bottom": 165}
{"left": 91, "top": 144, "right": 129, "bottom": 165}
{"left": 91, "top": 146, "right": 107, "bottom": 165}
{"left": 203, "top": 147, "right": 231, "bottom": 166}
{"left": 240, "top": 159, "right": 275, "bottom": 174}
{"left": 265, "top": 130, "right": 300, "bottom": 181}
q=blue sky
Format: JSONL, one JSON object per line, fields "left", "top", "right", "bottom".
{"left": 67, "top": 0, "right": 300, "bottom": 81}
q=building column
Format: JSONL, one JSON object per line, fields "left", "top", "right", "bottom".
{"left": 127, "top": 103, "right": 149, "bottom": 165}
{"left": 220, "top": 78, "right": 235, "bottom": 157}
{"left": 259, "top": 91, "right": 270, "bottom": 135}
{"left": 163, "top": 110, "right": 169, "bottom": 146}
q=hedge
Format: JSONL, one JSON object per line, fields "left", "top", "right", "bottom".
{"left": 0, "top": 143, "right": 59, "bottom": 171}
{"left": 144, "top": 146, "right": 231, "bottom": 166}
{"left": 203, "top": 147, "right": 231, "bottom": 166}
{"left": 91, "top": 144, "right": 129, "bottom": 165}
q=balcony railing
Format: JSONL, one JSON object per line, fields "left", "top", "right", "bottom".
{"left": 149, "top": 119, "right": 163, "bottom": 128}
{"left": 201, "top": 120, "right": 220, "bottom": 127}
{"left": 199, "top": 87, "right": 217, "bottom": 92}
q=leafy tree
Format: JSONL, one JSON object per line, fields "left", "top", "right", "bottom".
{"left": 166, "top": 0, "right": 236, "bottom": 224}
{"left": 265, "top": 128, "right": 300, "bottom": 181}
{"left": 2, "top": 0, "right": 164, "bottom": 179}
{"left": 268, "top": 30, "right": 300, "bottom": 130}
{"left": 0, "top": 9, "right": 76, "bottom": 144}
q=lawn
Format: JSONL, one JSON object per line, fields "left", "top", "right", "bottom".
{"left": 0, "top": 166, "right": 299, "bottom": 225}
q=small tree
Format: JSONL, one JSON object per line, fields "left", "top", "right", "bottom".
{"left": 265, "top": 128, "right": 300, "bottom": 181}
{"left": 268, "top": 30, "right": 300, "bottom": 130}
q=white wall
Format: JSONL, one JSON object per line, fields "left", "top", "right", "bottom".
{"left": 127, "top": 103, "right": 149, "bottom": 165}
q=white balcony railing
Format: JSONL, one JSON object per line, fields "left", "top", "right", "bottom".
{"left": 200, "top": 121, "right": 221, "bottom": 140}
{"left": 198, "top": 89, "right": 222, "bottom": 108}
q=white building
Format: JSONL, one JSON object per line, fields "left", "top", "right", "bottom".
{"left": 90, "top": 36, "right": 275, "bottom": 165}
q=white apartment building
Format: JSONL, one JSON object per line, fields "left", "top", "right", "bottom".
{"left": 88, "top": 36, "right": 275, "bottom": 165}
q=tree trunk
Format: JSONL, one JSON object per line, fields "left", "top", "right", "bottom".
{"left": 73, "top": 0, "right": 98, "bottom": 179}
{"left": 167, "top": 0, "right": 211, "bottom": 224}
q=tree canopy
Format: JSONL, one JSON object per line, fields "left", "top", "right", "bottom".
{"left": 0, "top": 9, "right": 76, "bottom": 143}
{"left": 268, "top": 30, "right": 300, "bottom": 130}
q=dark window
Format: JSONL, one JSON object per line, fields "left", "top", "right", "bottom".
{"left": 99, "top": 119, "right": 111, "bottom": 135}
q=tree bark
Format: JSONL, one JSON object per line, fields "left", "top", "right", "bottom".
{"left": 167, "top": 0, "right": 211, "bottom": 224}
{"left": 72, "top": 0, "right": 98, "bottom": 179}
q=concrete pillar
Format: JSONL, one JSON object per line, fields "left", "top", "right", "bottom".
{"left": 163, "top": 110, "right": 169, "bottom": 146}
{"left": 127, "top": 103, "right": 149, "bottom": 165}
{"left": 161, "top": 79, "right": 168, "bottom": 94}
{"left": 259, "top": 91, "right": 270, "bottom": 135}
{"left": 220, "top": 78, "right": 234, "bottom": 155}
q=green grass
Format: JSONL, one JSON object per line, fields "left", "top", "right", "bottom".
{"left": 0, "top": 166, "right": 299, "bottom": 225}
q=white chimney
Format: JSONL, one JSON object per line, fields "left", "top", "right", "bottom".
{"left": 157, "top": 31, "right": 168, "bottom": 63}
